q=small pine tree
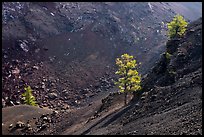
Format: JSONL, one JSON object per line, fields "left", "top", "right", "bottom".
{"left": 115, "top": 53, "right": 142, "bottom": 105}
{"left": 165, "top": 51, "right": 172, "bottom": 60}
{"left": 22, "top": 86, "right": 38, "bottom": 106}
{"left": 167, "top": 14, "right": 188, "bottom": 38}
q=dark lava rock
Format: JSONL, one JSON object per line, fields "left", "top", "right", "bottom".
{"left": 38, "top": 124, "right": 47, "bottom": 131}
{"left": 17, "top": 40, "right": 29, "bottom": 52}
{"left": 16, "top": 121, "right": 25, "bottom": 128}
{"left": 43, "top": 116, "right": 48, "bottom": 121}
{"left": 9, "top": 124, "right": 13, "bottom": 128}
{"left": 25, "top": 123, "right": 32, "bottom": 131}
{"left": 47, "top": 93, "right": 58, "bottom": 99}
{"left": 10, "top": 101, "right": 15, "bottom": 106}
{"left": 150, "top": 95, "right": 157, "bottom": 101}
{"left": 52, "top": 110, "right": 59, "bottom": 116}
{"left": 166, "top": 38, "right": 180, "bottom": 54}
{"left": 2, "top": 98, "right": 6, "bottom": 108}
{"left": 141, "top": 96, "right": 146, "bottom": 101}
{"left": 32, "top": 66, "right": 39, "bottom": 70}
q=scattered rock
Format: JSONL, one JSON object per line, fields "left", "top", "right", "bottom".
{"left": 62, "top": 89, "right": 67, "bottom": 94}
{"left": 16, "top": 121, "right": 25, "bottom": 128}
{"left": 38, "top": 124, "right": 47, "bottom": 131}
{"left": 43, "top": 116, "right": 48, "bottom": 121}
{"left": 64, "top": 91, "right": 69, "bottom": 96}
{"left": 151, "top": 95, "right": 157, "bottom": 101}
{"left": 74, "top": 100, "right": 79, "bottom": 104}
{"left": 2, "top": 98, "right": 6, "bottom": 107}
{"left": 141, "top": 92, "right": 148, "bottom": 97}
{"left": 42, "top": 77, "right": 48, "bottom": 82}
{"left": 16, "top": 101, "right": 20, "bottom": 105}
{"left": 34, "top": 86, "right": 39, "bottom": 89}
{"left": 141, "top": 96, "right": 146, "bottom": 100}
{"left": 41, "top": 85, "right": 46, "bottom": 89}
{"left": 35, "top": 48, "right": 40, "bottom": 53}
{"left": 89, "top": 94, "right": 95, "bottom": 98}
{"left": 61, "top": 104, "right": 70, "bottom": 110}
{"left": 12, "top": 67, "right": 20, "bottom": 75}
{"left": 25, "top": 123, "right": 31, "bottom": 129}
{"left": 48, "top": 92, "right": 58, "bottom": 99}
{"left": 10, "top": 101, "right": 15, "bottom": 106}
{"left": 96, "top": 88, "right": 102, "bottom": 93}
{"left": 9, "top": 124, "right": 13, "bottom": 128}
{"left": 50, "top": 82, "right": 55, "bottom": 86}
{"left": 18, "top": 40, "right": 29, "bottom": 52}
{"left": 52, "top": 110, "right": 59, "bottom": 115}
{"left": 33, "top": 66, "right": 39, "bottom": 70}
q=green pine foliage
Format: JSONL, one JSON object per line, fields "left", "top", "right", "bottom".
{"left": 165, "top": 51, "right": 172, "bottom": 60}
{"left": 115, "top": 53, "right": 142, "bottom": 105}
{"left": 167, "top": 14, "right": 188, "bottom": 38}
{"left": 22, "top": 86, "right": 38, "bottom": 106}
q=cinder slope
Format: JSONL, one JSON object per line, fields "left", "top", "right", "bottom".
{"left": 84, "top": 17, "right": 202, "bottom": 135}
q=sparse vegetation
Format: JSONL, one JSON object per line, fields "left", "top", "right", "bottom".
{"left": 165, "top": 51, "right": 172, "bottom": 60}
{"left": 115, "top": 53, "right": 142, "bottom": 105}
{"left": 167, "top": 14, "right": 188, "bottom": 38}
{"left": 22, "top": 86, "right": 38, "bottom": 106}
{"left": 168, "top": 70, "right": 176, "bottom": 75}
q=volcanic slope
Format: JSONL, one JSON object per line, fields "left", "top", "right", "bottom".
{"left": 77, "top": 17, "right": 202, "bottom": 135}
{"left": 2, "top": 4, "right": 202, "bottom": 135}
{"left": 2, "top": 2, "right": 202, "bottom": 111}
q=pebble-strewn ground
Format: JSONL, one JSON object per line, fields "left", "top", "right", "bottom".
{"left": 2, "top": 2, "right": 202, "bottom": 135}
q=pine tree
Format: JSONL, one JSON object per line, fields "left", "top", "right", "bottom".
{"left": 115, "top": 54, "right": 142, "bottom": 105}
{"left": 22, "top": 86, "right": 38, "bottom": 106}
{"left": 167, "top": 14, "right": 188, "bottom": 38}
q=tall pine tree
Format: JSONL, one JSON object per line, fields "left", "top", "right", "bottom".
{"left": 115, "top": 54, "right": 142, "bottom": 105}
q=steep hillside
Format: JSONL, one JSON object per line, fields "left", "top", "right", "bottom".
{"left": 2, "top": 2, "right": 202, "bottom": 110}
{"left": 2, "top": 15, "right": 201, "bottom": 136}
{"left": 2, "top": 2, "right": 202, "bottom": 135}
{"left": 83, "top": 17, "right": 202, "bottom": 135}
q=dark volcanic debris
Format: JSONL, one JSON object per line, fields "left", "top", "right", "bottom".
{"left": 2, "top": 2, "right": 202, "bottom": 135}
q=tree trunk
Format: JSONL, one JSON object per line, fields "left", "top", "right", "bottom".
{"left": 124, "top": 68, "right": 128, "bottom": 106}
{"left": 175, "top": 26, "right": 179, "bottom": 38}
